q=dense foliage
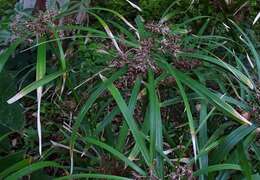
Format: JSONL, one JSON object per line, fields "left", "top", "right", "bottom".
{"left": 0, "top": 0, "right": 260, "bottom": 179}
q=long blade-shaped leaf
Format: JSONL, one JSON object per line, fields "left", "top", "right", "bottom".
{"left": 212, "top": 125, "right": 256, "bottom": 164}
{"left": 90, "top": 7, "right": 140, "bottom": 38}
{"left": 147, "top": 70, "right": 164, "bottom": 177}
{"left": 52, "top": 29, "right": 68, "bottom": 96}
{"left": 229, "top": 19, "right": 260, "bottom": 80}
{"left": 196, "top": 73, "right": 209, "bottom": 177}
{"left": 54, "top": 174, "right": 132, "bottom": 180}
{"left": 69, "top": 68, "right": 127, "bottom": 174}
{"left": 5, "top": 161, "right": 61, "bottom": 180}
{"left": 237, "top": 143, "right": 252, "bottom": 180}
{"left": 100, "top": 74, "right": 151, "bottom": 166}
{"left": 178, "top": 52, "right": 254, "bottom": 90}
{"left": 193, "top": 164, "right": 242, "bottom": 176}
{"left": 0, "top": 39, "right": 22, "bottom": 72}
{"left": 83, "top": 137, "right": 146, "bottom": 176}
{"left": 36, "top": 37, "right": 47, "bottom": 156}
{"left": 167, "top": 69, "right": 197, "bottom": 160}
{"left": 157, "top": 58, "right": 252, "bottom": 125}
{"left": 88, "top": 12, "right": 123, "bottom": 55}
{"left": 53, "top": 30, "right": 66, "bottom": 71}
{"left": 0, "top": 159, "right": 30, "bottom": 178}
{"left": 7, "top": 70, "right": 64, "bottom": 104}
{"left": 117, "top": 78, "right": 141, "bottom": 152}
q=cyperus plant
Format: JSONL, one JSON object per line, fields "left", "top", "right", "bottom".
{"left": 0, "top": 0, "right": 260, "bottom": 179}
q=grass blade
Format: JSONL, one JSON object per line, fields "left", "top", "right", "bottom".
{"left": 168, "top": 70, "right": 197, "bottom": 160}
{"left": 178, "top": 52, "right": 254, "bottom": 90}
{"left": 0, "top": 39, "right": 21, "bottom": 73}
{"left": 147, "top": 70, "right": 164, "bottom": 177}
{"left": 53, "top": 30, "right": 66, "bottom": 71}
{"left": 117, "top": 78, "right": 141, "bottom": 152}
{"left": 193, "top": 164, "right": 242, "bottom": 176}
{"left": 88, "top": 12, "right": 123, "bottom": 55}
{"left": 52, "top": 29, "right": 68, "bottom": 96}
{"left": 212, "top": 125, "right": 256, "bottom": 164}
{"left": 157, "top": 57, "right": 252, "bottom": 125}
{"left": 100, "top": 74, "right": 151, "bottom": 167}
{"left": 237, "top": 143, "right": 252, "bottom": 180}
{"left": 83, "top": 137, "right": 146, "bottom": 176}
{"left": 5, "top": 161, "right": 61, "bottom": 180}
{"left": 229, "top": 19, "right": 260, "bottom": 80}
{"left": 36, "top": 37, "right": 46, "bottom": 156}
{"left": 0, "top": 159, "right": 30, "bottom": 178}
{"left": 69, "top": 68, "right": 127, "bottom": 174}
{"left": 7, "top": 70, "right": 64, "bottom": 104}
{"left": 90, "top": 7, "right": 139, "bottom": 38}
{"left": 55, "top": 174, "right": 132, "bottom": 180}
{"left": 95, "top": 107, "right": 120, "bottom": 135}
{"left": 196, "top": 73, "right": 209, "bottom": 178}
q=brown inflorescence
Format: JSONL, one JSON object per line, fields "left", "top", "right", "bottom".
{"left": 11, "top": 10, "right": 58, "bottom": 38}
{"left": 173, "top": 59, "right": 202, "bottom": 70}
{"left": 146, "top": 21, "right": 171, "bottom": 35}
{"left": 10, "top": 10, "right": 77, "bottom": 42}
{"left": 170, "top": 164, "right": 194, "bottom": 180}
{"left": 112, "top": 38, "right": 158, "bottom": 91}
{"left": 111, "top": 21, "right": 203, "bottom": 91}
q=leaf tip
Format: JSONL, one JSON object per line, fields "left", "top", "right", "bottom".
{"left": 99, "top": 73, "right": 106, "bottom": 81}
{"left": 7, "top": 93, "right": 23, "bottom": 104}
{"left": 234, "top": 110, "right": 253, "bottom": 126}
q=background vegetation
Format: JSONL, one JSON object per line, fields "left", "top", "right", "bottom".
{"left": 0, "top": 0, "right": 260, "bottom": 179}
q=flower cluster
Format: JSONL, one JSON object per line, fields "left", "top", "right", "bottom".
{"left": 11, "top": 10, "right": 58, "bottom": 39}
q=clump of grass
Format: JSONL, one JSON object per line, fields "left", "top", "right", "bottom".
{"left": 0, "top": 0, "right": 260, "bottom": 179}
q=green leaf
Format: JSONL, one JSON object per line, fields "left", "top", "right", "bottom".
{"left": 101, "top": 74, "right": 151, "bottom": 166}
{"left": 237, "top": 143, "right": 252, "bottom": 180}
{"left": 54, "top": 174, "right": 132, "bottom": 180}
{"left": 127, "top": 109, "right": 151, "bottom": 162}
{"left": 212, "top": 125, "right": 256, "bottom": 163}
{"left": 90, "top": 7, "right": 138, "bottom": 36}
{"left": 196, "top": 73, "right": 208, "bottom": 179}
{"left": 5, "top": 161, "right": 61, "bottom": 180}
{"left": 229, "top": 19, "right": 260, "bottom": 80}
{"left": 0, "top": 132, "right": 11, "bottom": 143}
{"left": 95, "top": 107, "right": 120, "bottom": 135}
{"left": 250, "top": 173, "right": 260, "bottom": 180}
{"left": 117, "top": 78, "right": 141, "bottom": 152}
{"left": 135, "top": 15, "right": 150, "bottom": 39}
{"left": 108, "top": 20, "right": 138, "bottom": 46}
{"left": 170, "top": 68, "right": 197, "bottom": 159}
{"left": 82, "top": 137, "right": 146, "bottom": 176}
{"left": 0, "top": 39, "right": 21, "bottom": 73}
{"left": 147, "top": 70, "right": 163, "bottom": 177}
{"left": 70, "top": 68, "right": 127, "bottom": 173}
{"left": 36, "top": 38, "right": 47, "bottom": 81}
{"left": 0, "top": 159, "right": 30, "bottom": 178}
{"left": 193, "top": 164, "right": 242, "bottom": 176}
{"left": 53, "top": 30, "right": 66, "bottom": 71}
{"left": 36, "top": 37, "right": 47, "bottom": 156}
{"left": 7, "top": 70, "right": 64, "bottom": 104}
{"left": 0, "top": 151, "right": 25, "bottom": 172}
{"left": 88, "top": 11, "right": 123, "bottom": 55}
{"left": 157, "top": 57, "right": 252, "bottom": 125}
{"left": 178, "top": 52, "right": 254, "bottom": 90}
